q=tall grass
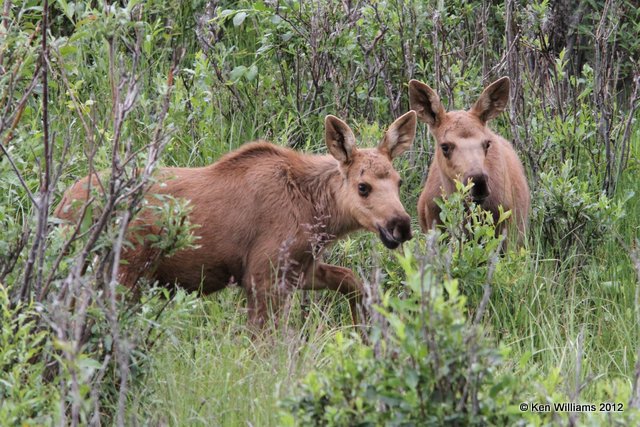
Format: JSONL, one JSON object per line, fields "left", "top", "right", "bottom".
{"left": 128, "top": 290, "right": 349, "bottom": 425}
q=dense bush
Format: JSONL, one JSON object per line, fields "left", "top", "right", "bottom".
{"left": 0, "top": 285, "right": 59, "bottom": 424}
{"left": 533, "top": 160, "right": 631, "bottom": 258}
{"left": 280, "top": 185, "right": 510, "bottom": 424}
{"left": 281, "top": 254, "right": 517, "bottom": 425}
{"left": 281, "top": 197, "right": 640, "bottom": 426}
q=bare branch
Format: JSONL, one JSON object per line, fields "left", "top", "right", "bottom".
{"left": 21, "top": 0, "right": 51, "bottom": 301}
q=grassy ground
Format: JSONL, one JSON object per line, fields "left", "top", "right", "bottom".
{"left": 127, "top": 291, "right": 351, "bottom": 425}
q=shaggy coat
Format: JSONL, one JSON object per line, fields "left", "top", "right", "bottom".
{"left": 55, "top": 112, "right": 417, "bottom": 328}
{"left": 409, "top": 77, "right": 530, "bottom": 241}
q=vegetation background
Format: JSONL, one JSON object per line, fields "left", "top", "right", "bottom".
{"left": 1, "top": 0, "right": 639, "bottom": 425}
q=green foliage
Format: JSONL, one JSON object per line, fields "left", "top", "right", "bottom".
{"left": 281, "top": 249, "right": 516, "bottom": 426}
{"left": 0, "top": 285, "right": 60, "bottom": 425}
{"left": 533, "top": 159, "right": 631, "bottom": 257}
{"left": 434, "top": 181, "right": 509, "bottom": 291}
{"left": 145, "top": 194, "right": 200, "bottom": 257}
{"left": 281, "top": 202, "right": 640, "bottom": 426}
{"left": 281, "top": 202, "right": 514, "bottom": 425}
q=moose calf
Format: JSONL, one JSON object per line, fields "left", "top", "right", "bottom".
{"left": 409, "top": 77, "right": 529, "bottom": 243}
{"left": 55, "top": 112, "right": 417, "bottom": 329}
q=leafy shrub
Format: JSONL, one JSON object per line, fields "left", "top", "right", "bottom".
{"left": 0, "top": 285, "right": 60, "bottom": 425}
{"left": 434, "top": 181, "right": 510, "bottom": 292}
{"left": 281, "top": 197, "right": 516, "bottom": 425}
{"left": 533, "top": 160, "right": 630, "bottom": 257}
{"left": 280, "top": 249, "right": 518, "bottom": 426}
{"left": 280, "top": 199, "right": 640, "bottom": 426}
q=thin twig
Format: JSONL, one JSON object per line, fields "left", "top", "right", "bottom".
{"left": 21, "top": 0, "right": 50, "bottom": 301}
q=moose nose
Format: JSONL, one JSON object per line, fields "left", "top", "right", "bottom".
{"left": 389, "top": 214, "right": 412, "bottom": 242}
{"left": 464, "top": 172, "right": 490, "bottom": 202}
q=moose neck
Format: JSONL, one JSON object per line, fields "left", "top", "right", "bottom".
{"left": 294, "top": 155, "right": 359, "bottom": 240}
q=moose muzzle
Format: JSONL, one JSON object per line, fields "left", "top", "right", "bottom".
{"left": 378, "top": 214, "right": 412, "bottom": 249}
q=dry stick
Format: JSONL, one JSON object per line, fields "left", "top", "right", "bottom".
{"left": 21, "top": 0, "right": 50, "bottom": 301}
{"left": 103, "top": 24, "right": 143, "bottom": 427}
{"left": 111, "top": 47, "right": 183, "bottom": 427}
{"left": 0, "top": 20, "right": 40, "bottom": 129}
{"left": 432, "top": 8, "right": 441, "bottom": 95}
{"left": 34, "top": 4, "right": 53, "bottom": 295}
{"left": 480, "top": 1, "right": 489, "bottom": 80}
{"left": 0, "top": 226, "right": 29, "bottom": 283}
{"left": 110, "top": 211, "right": 131, "bottom": 427}
{"left": 0, "top": 61, "right": 42, "bottom": 142}
{"left": 594, "top": 0, "right": 616, "bottom": 195}
{"left": 70, "top": 277, "right": 94, "bottom": 426}
{"left": 0, "top": 0, "right": 12, "bottom": 70}
{"left": 0, "top": 0, "right": 11, "bottom": 35}
{"left": 49, "top": 19, "right": 147, "bottom": 423}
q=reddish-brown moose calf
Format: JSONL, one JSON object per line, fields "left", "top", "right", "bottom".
{"left": 55, "top": 112, "right": 417, "bottom": 330}
{"left": 409, "top": 77, "right": 530, "bottom": 244}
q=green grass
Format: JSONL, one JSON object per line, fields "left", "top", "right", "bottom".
{"left": 128, "top": 290, "right": 351, "bottom": 426}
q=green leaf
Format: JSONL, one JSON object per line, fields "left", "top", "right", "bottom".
{"left": 246, "top": 64, "right": 258, "bottom": 81}
{"left": 233, "top": 11, "right": 248, "bottom": 27}
{"left": 229, "top": 65, "right": 247, "bottom": 82}
{"left": 78, "top": 357, "right": 102, "bottom": 370}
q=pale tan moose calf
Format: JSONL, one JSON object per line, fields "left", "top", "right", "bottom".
{"left": 409, "top": 77, "right": 530, "bottom": 244}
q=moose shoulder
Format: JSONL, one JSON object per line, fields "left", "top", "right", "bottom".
{"left": 409, "top": 77, "right": 530, "bottom": 244}
{"left": 55, "top": 112, "right": 417, "bottom": 329}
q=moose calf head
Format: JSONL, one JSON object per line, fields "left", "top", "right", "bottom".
{"left": 324, "top": 111, "right": 417, "bottom": 249}
{"left": 409, "top": 77, "right": 510, "bottom": 204}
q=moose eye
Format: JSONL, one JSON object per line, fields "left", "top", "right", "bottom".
{"left": 440, "top": 143, "right": 454, "bottom": 158}
{"left": 358, "top": 183, "right": 371, "bottom": 197}
{"left": 483, "top": 140, "right": 492, "bottom": 153}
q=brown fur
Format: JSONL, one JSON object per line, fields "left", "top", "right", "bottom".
{"left": 55, "top": 112, "right": 417, "bottom": 329}
{"left": 409, "top": 77, "right": 530, "bottom": 242}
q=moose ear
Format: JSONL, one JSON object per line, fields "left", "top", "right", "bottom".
{"left": 408, "top": 79, "right": 445, "bottom": 127}
{"left": 471, "top": 76, "right": 510, "bottom": 123}
{"left": 325, "top": 115, "right": 357, "bottom": 164}
{"left": 378, "top": 110, "right": 417, "bottom": 160}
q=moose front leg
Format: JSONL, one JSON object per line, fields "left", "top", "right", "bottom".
{"left": 302, "top": 262, "right": 365, "bottom": 326}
